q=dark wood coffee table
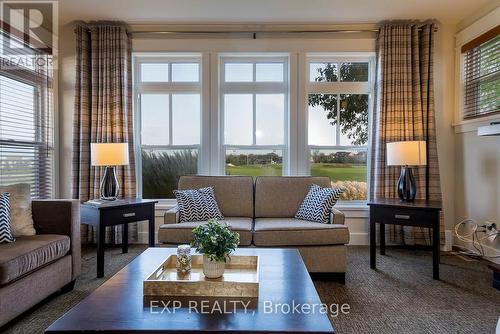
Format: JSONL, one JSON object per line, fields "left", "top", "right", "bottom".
{"left": 46, "top": 248, "right": 335, "bottom": 333}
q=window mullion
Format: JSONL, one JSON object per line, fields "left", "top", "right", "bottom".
{"left": 252, "top": 93, "right": 257, "bottom": 146}
{"left": 168, "top": 93, "right": 173, "bottom": 145}
{"left": 336, "top": 93, "right": 341, "bottom": 146}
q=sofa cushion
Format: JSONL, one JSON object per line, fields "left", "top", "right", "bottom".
{"left": 0, "top": 193, "right": 15, "bottom": 243}
{"left": 158, "top": 218, "right": 253, "bottom": 246}
{"left": 174, "top": 187, "right": 224, "bottom": 222}
{"left": 253, "top": 218, "right": 349, "bottom": 246}
{"left": 0, "top": 183, "right": 35, "bottom": 236}
{"left": 254, "top": 176, "right": 331, "bottom": 218}
{"left": 295, "top": 184, "right": 343, "bottom": 224}
{"left": 178, "top": 176, "right": 254, "bottom": 218}
{"left": 0, "top": 234, "right": 70, "bottom": 285}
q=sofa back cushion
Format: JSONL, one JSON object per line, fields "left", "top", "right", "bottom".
{"left": 255, "top": 176, "right": 331, "bottom": 218}
{"left": 178, "top": 176, "right": 254, "bottom": 218}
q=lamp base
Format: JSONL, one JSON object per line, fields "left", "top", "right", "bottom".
{"left": 100, "top": 166, "right": 120, "bottom": 201}
{"left": 397, "top": 166, "right": 417, "bottom": 202}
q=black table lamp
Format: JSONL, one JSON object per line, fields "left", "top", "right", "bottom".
{"left": 91, "top": 143, "right": 129, "bottom": 200}
{"left": 386, "top": 141, "right": 427, "bottom": 202}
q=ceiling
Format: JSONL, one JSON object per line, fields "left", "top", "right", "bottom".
{"left": 58, "top": 0, "right": 495, "bottom": 26}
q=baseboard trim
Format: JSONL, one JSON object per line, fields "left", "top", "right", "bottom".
{"left": 348, "top": 232, "right": 369, "bottom": 245}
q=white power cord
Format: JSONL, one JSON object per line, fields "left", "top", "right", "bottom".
{"left": 454, "top": 219, "right": 500, "bottom": 259}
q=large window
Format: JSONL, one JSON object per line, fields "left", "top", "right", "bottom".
{"left": 0, "top": 32, "right": 54, "bottom": 198}
{"left": 135, "top": 55, "right": 202, "bottom": 199}
{"left": 461, "top": 28, "right": 499, "bottom": 119}
{"left": 134, "top": 52, "right": 374, "bottom": 202}
{"left": 221, "top": 56, "right": 288, "bottom": 177}
{"left": 307, "top": 57, "right": 373, "bottom": 200}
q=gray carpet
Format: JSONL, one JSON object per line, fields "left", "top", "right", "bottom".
{"left": 2, "top": 246, "right": 499, "bottom": 334}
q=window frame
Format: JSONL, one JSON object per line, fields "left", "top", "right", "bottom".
{"left": 219, "top": 54, "right": 290, "bottom": 176}
{"left": 0, "top": 54, "right": 54, "bottom": 199}
{"left": 133, "top": 51, "right": 375, "bottom": 204}
{"left": 304, "top": 53, "right": 375, "bottom": 204}
{"left": 460, "top": 33, "right": 499, "bottom": 120}
{"left": 133, "top": 53, "right": 204, "bottom": 201}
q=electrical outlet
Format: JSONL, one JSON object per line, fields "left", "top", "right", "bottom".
{"left": 485, "top": 221, "right": 497, "bottom": 231}
{"left": 484, "top": 221, "right": 498, "bottom": 242}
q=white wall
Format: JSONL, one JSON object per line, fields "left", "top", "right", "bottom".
{"left": 59, "top": 22, "right": 77, "bottom": 199}
{"left": 452, "top": 6, "right": 500, "bottom": 263}
{"left": 434, "top": 23, "right": 458, "bottom": 233}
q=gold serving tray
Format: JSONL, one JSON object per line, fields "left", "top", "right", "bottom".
{"left": 143, "top": 255, "right": 259, "bottom": 298}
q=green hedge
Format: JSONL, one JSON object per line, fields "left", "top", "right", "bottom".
{"left": 141, "top": 150, "right": 197, "bottom": 199}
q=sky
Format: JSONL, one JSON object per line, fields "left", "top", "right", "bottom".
{"left": 139, "top": 61, "right": 360, "bottom": 149}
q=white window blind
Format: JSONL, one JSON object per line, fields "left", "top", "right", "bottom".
{"left": 0, "top": 31, "right": 54, "bottom": 198}
{"left": 462, "top": 26, "right": 500, "bottom": 119}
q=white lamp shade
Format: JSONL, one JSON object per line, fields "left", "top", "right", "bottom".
{"left": 91, "top": 143, "right": 129, "bottom": 166}
{"left": 386, "top": 141, "right": 427, "bottom": 166}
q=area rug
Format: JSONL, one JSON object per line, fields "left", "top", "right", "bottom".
{"left": 2, "top": 246, "right": 499, "bottom": 333}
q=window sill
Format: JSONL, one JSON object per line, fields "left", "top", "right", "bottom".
{"left": 153, "top": 199, "right": 369, "bottom": 212}
{"left": 335, "top": 202, "right": 368, "bottom": 211}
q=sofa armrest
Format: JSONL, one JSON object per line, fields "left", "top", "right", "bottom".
{"left": 31, "top": 200, "right": 81, "bottom": 280}
{"left": 164, "top": 206, "right": 180, "bottom": 224}
{"left": 330, "top": 207, "right": 345, "bottom": 225}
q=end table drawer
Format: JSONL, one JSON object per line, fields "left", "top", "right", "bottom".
{"left": 375, "top": 208, "right": 436, "bottom": 227}
{"left": 101, "top": 205, "right": 152, "bottom": 223}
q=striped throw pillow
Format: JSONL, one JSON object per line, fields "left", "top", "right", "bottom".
{"left": 295, "top": 184, "right": 343, "bottom": 224}
{"left": 0, "top": 193, "right": 15, "bottom": 243}
{"left": 174, "top": 187, "right": 224, "bottom": 223}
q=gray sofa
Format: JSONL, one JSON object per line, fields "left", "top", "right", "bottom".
{"left": 0, "top": 200, "right": 81, "bottom": 327}
{"left": 158, "top": 176, "right": 349, "bottom": 280}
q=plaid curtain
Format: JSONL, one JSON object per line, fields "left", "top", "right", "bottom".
{"left": 370, "top": 23, "right": 442, "bottom": 245}
{"left": 72, "top": 22, "right": 137, "bottom": 244}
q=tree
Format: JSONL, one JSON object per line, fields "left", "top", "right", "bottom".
{"left": 308, "top": 63, "right": 369, "bottom": 145}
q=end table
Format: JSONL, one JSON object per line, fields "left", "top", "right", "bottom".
{"left": 81, "top": 199, "right": 158, "bottom": 277}
{"left": 368, "top": 198, "right": 442, "bottom": 280}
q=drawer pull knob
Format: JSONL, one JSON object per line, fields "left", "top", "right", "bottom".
{"left": 395, "top": 214, "right": 410, "bottom": 220}
{"left": 123, "top": 213, "right": 136, "bottom": 217}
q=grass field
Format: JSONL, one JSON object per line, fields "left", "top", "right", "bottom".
{"left": 226, "top": 163, "right": 367, "bottom": 182}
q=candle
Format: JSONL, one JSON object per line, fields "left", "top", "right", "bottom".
{"left": 176, "top": 245, "right": 191, "bottom": 274}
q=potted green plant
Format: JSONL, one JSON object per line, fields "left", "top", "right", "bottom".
{"left": 191, "top": 219, "right": 239, "bottom": 279}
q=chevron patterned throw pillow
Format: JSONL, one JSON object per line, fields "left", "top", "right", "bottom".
{"left": 174, "top": 187, "right": 224, "bottom": 223}
{"left": 0, "top": 193, "right": 15, "bottom": 243}
{"left": 295, "top": 184, "right": 343, "bottom": 224}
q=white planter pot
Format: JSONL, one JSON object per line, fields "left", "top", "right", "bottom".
{"left": 203, "top": 255, "right": 225, "bottom": 279}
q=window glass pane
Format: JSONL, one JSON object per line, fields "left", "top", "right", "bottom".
{"left": 225, "top": 63, "right": 253, "bottom": 82}
{"left": 339, "top": 94, "right": 369, "bottom": 146}
{"left": 308, "top": 94, "right": 337, "bottom": 146}
{"left": 141, "top": 94, "right": 169, "bottom": 145}
{"left": 141, "top": 63, "right": 169, "bottom": 82}
{"left": 171, "top": 63, "right": 199, "bottom": 82}
{"left": 310, "top": 149, "right": 367, "bottom": 200}
{"left": 309, "top": 63, "right": 338, "bottom": 82}
{"left": 0, "top": 76, "right": 36, "bottom": 141}
{"left": 339, "top": 63, "right": 369, "bottom": 82}
{"left": 226, "top": 149, "right": 282, "bottom": 177}
{"left": 172, "top": 94, "right": 200, "bottom": 145}
{"left": 256, "top": 94, "right": 284, "bottom": 145}
{"left": 224, "top": 94, "right": 253, "bottom": 145}
{"left": 256, "top": 63, "right": 284, "bottom": 82}
{"left": 142, "top": 149, "right": 198, "bottom": 199}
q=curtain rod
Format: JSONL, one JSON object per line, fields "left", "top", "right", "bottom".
{"left": 129, "top": 26, "right": 438, "bottom": 35}
{"left": 129, "top": 29, "right": 379, "bottom": 34}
